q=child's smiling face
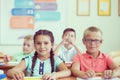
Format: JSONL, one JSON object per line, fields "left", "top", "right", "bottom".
{"left": 23, "top": 39, "right": 34, "bottom": 54}
{"left": 34, "top": 35, "right": 54, "bottom": 56}
{"left": 83, "top": 31, "right": 102, "bottom": 54}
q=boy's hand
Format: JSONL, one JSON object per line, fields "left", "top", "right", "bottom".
{"left": 62, "top": 33, "right": 69, "bottom": 44}
{"left": 81, "top": 70, "right": 96, "bottom": 79}
{"left": 63, "top": 33, "right": 75, "bottom": 44}
{"left": 103, "top": 70, "right": 113, "bottom": 79}
{"left": 67, "top": 38, "right": 76, "bottom": 45}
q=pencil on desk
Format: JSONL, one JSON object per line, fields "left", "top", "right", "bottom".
{"left": 96, "top": 73, "right": 103, "bottom": 76}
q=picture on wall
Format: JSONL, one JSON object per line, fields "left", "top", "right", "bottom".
{"left": 98, "top": 0, "right": 111, "bottom": 16}
{"left": 77, "top": 0, "right": 90, "bottom": 16}
{"left": 118, "top": 0, "right": 120, "bottom": 16}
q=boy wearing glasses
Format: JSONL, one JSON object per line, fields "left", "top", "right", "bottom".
{"left": 71, "top": 26, "right": 120, "bottom": 79}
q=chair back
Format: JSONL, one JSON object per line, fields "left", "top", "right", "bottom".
{"left": 109, "top": 51, "right": 120, "bottom": 67}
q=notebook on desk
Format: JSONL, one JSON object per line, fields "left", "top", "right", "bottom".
{"left": 8, "top": 61, "right": 19, "bottom": 65}
{"left": 77, "top": 77, "right": 120, "bottom": 80}
{"left": 0, "top": 62, "right": 4, "bottom": 66}
{"left": 24, "top": 77, "right": 42, "bottom": 80}
{"left": 22, "top": 77, "right": 56, "bottom": 80}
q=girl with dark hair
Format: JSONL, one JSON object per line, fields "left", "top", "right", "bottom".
{"left": 7, "top": 30, "right": 71, "bottom": 80}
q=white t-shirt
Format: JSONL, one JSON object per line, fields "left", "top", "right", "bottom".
{"left": 57, "top": 45, "right": 77, "bottom": 62}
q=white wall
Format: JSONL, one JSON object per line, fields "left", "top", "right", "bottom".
{"left": 0, "top": 0, "right": 120, "bottom": 55}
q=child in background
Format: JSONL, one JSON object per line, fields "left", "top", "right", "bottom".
{"left": 71, "top": 26, "right": 120, "bottom": 79}
{"left": 13, "top": 35, "right": 34, "bottom": 62}
{"left": 54, "top": 28, "right": 81, "bottom": 62}
{"left": 7, "top": 30, "right": 71, "bottom": 80}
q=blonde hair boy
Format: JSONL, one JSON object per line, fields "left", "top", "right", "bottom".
{"left": 13, "top": 35, "right": 34, "bottom": 62}
{"left": 71, "top": 26, "right": 120, "bottom": 79}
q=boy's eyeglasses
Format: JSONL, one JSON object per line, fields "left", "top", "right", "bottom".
{"left": 84, "top": 39, "right": 102, "bottom": 44}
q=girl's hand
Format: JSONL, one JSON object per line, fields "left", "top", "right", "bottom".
{"left": 81, "top": 70, "right": 96, "bottom": 79}
{"left": 12, "top": 71, "right": 25, "bottom": 80}
{"left": 103, "top": 70, "right": 113, "bottom": 79}
{"left": 42, "top": 72, "right": 56, "bottom": 80}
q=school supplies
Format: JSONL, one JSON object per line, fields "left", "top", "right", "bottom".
{"left": 0, "top": 70, "right": 7, "bottom": 80}
{"left": 77, "top": 77, "right": 120, "bottom": 80}
{"left": 24, "top": 77, "right": 56, "bottom": 80}
{"left": 24, "top": 77, "right": 41, "bottom": 80}
{"left": 0, "top": 62, "right": 4, "bottom": 66}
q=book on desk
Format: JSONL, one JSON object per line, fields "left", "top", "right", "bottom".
{"left": 11, "top": 77, "right": 56, "bottom": 80}
{"left": 0, "top": 62, "right": 5, "bottom": 66}
{"left": 0, "top": 74, "right": 7, "bottom": 80}
{"left": 77, "top": 77, "right": 120, "bottom": 80}
{"left": 24, "top": 77, "right": 42, "bottom": 80}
